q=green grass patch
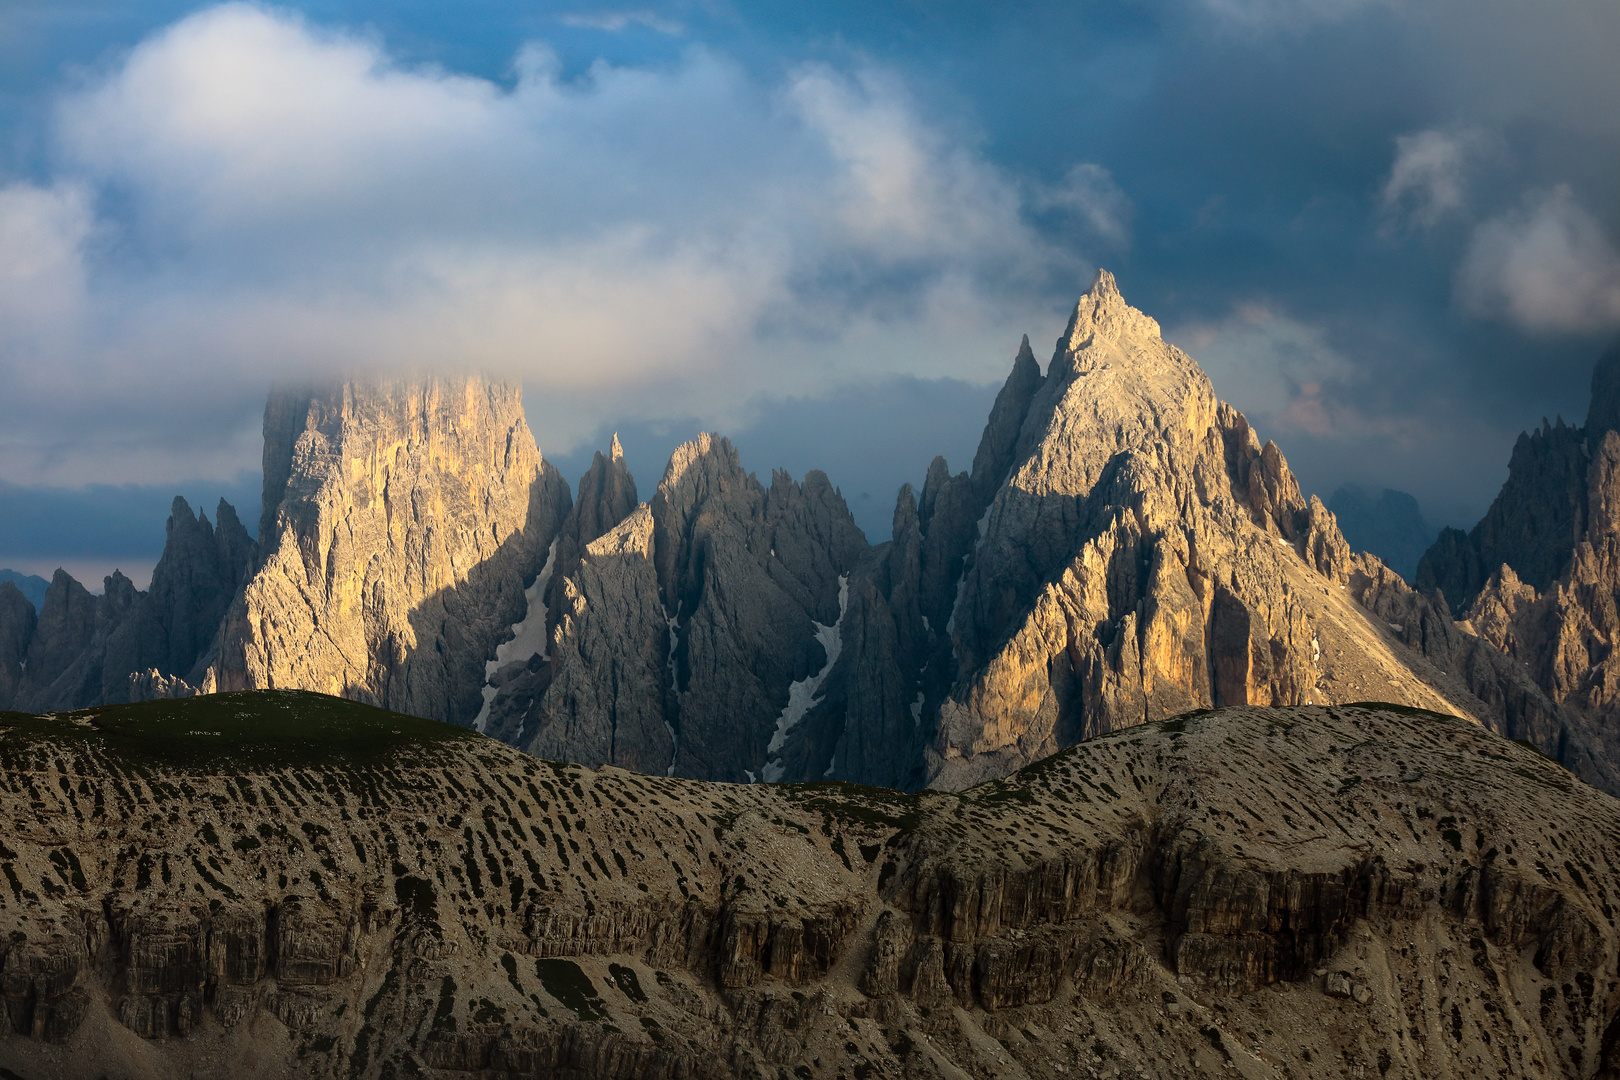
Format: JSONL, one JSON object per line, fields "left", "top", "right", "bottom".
{"left": 780, "top": 781, "right": 921, "bottom": 833}
{"left": 0, "top": 690, "right": 479, "bottom": 771}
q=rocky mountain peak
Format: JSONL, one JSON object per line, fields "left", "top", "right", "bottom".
{"left": 1007, "top": 273, "right": 1216, "bottom": 506}
{"left": 916, "top": 272, "right": 1484, "bottom": 788}
{"left": 610, "top": 430, "right": 624, "bottom": 461}
{"left": 1585, "top": 336, "right": 1620, "bottom": 443}
{"left": 1057, "top": 267, "right": 1164, "bottom": 360}
{"left": 201, "top": 375, "right": 571, "bottom": 724}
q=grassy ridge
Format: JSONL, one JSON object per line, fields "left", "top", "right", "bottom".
{"left": 0, "top": 689, "right": 476, "bottom": 770}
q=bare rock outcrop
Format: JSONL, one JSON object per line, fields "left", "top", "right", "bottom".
{"left": 1411, "top": 336, "right": 1620, "bottom": 794}
{"left": 6, "top": 499, "right": 254, "bottom": 712}
{"left": 653, "top": 435, "right": 867, "bottom": 780}
{"left": 482, "top": 432, "right": 868, "bottom": 781}
{"left": 920, "top": 270, "right": 1476, "bottom": 789}
{"left": 197, "top": 377, "right": 572, "bottom": 726}
{"left": 0, "top": 581, "right": 35, "bottom": 709}
{"left": 478, "top": 436, "right": 641, "bottom": 748}
{"left": 1, "top": 693, "right": 1616, "bottom": 1079}
{"left": 13, "top": 569, "right": 98, "bottom": 708}
{"left": 1417, "top": 418, "right": 1590, "bottom": 613}
{"left": 525, "top": 504, "right": 674, "bottom": 772}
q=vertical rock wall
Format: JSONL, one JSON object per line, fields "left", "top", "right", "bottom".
{"left": 198, "top": 377, "right": 571, "bottom": 727}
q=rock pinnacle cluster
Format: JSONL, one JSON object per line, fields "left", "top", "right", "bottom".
{"left": 1, "top": 273, "right": 1618, "bottom": 799}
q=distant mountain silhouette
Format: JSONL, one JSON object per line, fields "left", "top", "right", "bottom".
{"left": 0, "top": 569, "right": 48, "bottom": 612}
{"left": 1327, "top": 484, "right": 1437, "bottom": 582}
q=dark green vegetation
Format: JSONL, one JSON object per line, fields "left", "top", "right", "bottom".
{"left": 0, "top": 690, "right": 476, "bottom": 770}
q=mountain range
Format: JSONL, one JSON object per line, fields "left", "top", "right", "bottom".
{"left": 1, "top": 272, "right": 1618, "bottom": 799}
{"left": 0, "top": 570, "right": 47, "bottom": 613}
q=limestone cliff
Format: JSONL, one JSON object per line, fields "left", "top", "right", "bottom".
{"left": 0, "top": 581, "right": 35, "bottom": 709}
{"left": 502, "top": 433, "right": 868, "bottom": 782}
{"left": 13, "top": 569, "right": 103, "bottom": 710}
{"left": 6, "top": 500, "right": 255, "bottom": 712}
{"left": 1408, "top": 337, "right": 1620, "bottom": 794}
{"left": 1417, "top": 418, "right": 1590, "bottom": 614}
{"left": 800, "top": 272, "right": 1490, "bottom": 793}
{"left": 1, "top": 693, "right": 1616, "bottom": 1079}
{"left": 197, "top": 377, "right": 571, "bottom": 726}
{"left": 610, "top": 273, "right": 1570, "bottom": 793}
{"left": 476, "top": 436, "right": 641, "bottom": 750}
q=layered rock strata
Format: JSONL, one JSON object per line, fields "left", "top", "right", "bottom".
{"left": 1, "top": 693, "right": 1616, "bottom": 1079}
{"left": 197, "top": 377, "right": 572, "bottom": 726}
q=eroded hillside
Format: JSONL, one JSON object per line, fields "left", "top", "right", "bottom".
{"left": 1, "top": 693, "right": 1617, "bottom": 1079}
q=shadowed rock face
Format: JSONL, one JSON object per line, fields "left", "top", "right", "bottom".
{"left": 1328, "top": 484, "right": 1436, "bottom": 582}
{"left": 1405, "top": 336, "right": 1620, "bottom": 794}
{"left": 198, "top": 377, "right": 572, "bottom": 726}
{"left": 504, "top": 433, "right": 868, "bottom": 782}
{"left": 526, "top": 504, "right": 674, "bottom": 774}
{"left": 13, "top": 569, "right": 99, "bottom": 709}
{"left": 0, "top": 581, "right": 34, "bottom": 710}
{"left": 1418, "top": 419, "right": 1590, "bottom": 614}
{"left": 2, "top": 499, "right": 262, "bottom": 711}
{"left": 1, "top": 694, "right": 1616, "bottom": 1079}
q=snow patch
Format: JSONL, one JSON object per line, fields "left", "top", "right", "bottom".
{"left": 761, "top": 575, "right": 848, "bottom": 783}
{"left": 910, "top": 690, "right": 924, "bottom": 727}
{"left": 472, "top": 538, "right": 557, "bottom": 733}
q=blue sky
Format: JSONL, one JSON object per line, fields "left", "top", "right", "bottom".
{"left": 2, "top": 0, "right": 1618, "bottom": 587}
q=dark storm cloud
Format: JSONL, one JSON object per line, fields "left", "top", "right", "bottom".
{"left": 2, "top": 0, "right": 1619, "bottom": 573}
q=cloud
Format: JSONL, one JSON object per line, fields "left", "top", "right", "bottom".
{"left": 558, "top": 11, "right": 684, "bottom": 35}
{"left": 1033, "top": 163, "right": 1133, "bottom": 248}
{"left": 1379, "top": 129, "right": 1484, "bottom": 230}
{"left": 1170, "top": 303, "right": 1359, "bottom": 437}
{"left": 0, "top": 3, "right": 1086, "bottom": 488}
{"left": 1456, "top": 185, "right": 1620, "bottom": 333}
{"left": 0, "top": 182, "right": 91, "bottom": 349}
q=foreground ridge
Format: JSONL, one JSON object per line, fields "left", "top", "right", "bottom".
{"left": 0, "top": 691, "right": 1615, "bottom": 1078}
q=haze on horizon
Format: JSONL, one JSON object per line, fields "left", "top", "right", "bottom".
{"left": 1, "top": 0, "right": 1618, "bottom": 589}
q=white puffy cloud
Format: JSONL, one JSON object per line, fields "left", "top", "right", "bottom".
{"left": 1456, "top": 185, "right": 1620, "bottom": 333}
{"left": 1380, "top": 129, "right": 1484, "bottom": 230}
{"left": 0, "top": 182, "right": 92, "bottom": 390}
{"left": 0, "top": 3, "right": 1084, "bottom": 486}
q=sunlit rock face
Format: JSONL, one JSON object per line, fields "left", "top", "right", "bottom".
{"left": 197, "top": 377, "right": 572, "bottom": 726}
{"left": 13, "top": 273, "right": 1620, "bottom": 795}
{"left": 887, "top": 272, "right": 1482, "bottom": 790}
